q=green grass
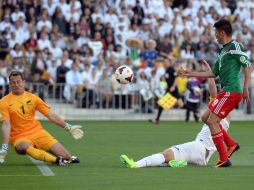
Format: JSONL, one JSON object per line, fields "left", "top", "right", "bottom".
{"left": 0, "top": 121, "right": 254, "bottom": 190}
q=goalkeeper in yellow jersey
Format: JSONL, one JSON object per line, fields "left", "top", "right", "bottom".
{"left": 0, "top": 71, "right": 84, "bottom": 166}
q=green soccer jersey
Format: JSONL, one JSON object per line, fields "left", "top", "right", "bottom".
{"left": 212, "top": 40, "right": 251, "bottom": 92}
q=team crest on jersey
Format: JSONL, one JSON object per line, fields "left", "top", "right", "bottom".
{"left": 240, "top": 56, "right": 246, "bottom": 63}
{"left": 212, "top": 99, "right": 219, "bottom": 107}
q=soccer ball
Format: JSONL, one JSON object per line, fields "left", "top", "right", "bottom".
{"left": 115, "top": 65, "right": 134, "bottom": 84}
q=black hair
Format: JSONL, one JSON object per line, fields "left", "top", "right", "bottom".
{"left": 9, "top": 70, "right": 25, "bottom": 81}
{"left": 213, "top": 19, "right": 233, "bottom": 36}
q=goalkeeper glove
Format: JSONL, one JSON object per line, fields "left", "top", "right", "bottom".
{"left": 0, "top": 144, "right": 8, "bottom": 164}
{"left": 64, "top": 123, "right": 84, "bottom": 140}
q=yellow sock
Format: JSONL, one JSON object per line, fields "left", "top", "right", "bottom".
{"left": 26, "top": 146, "right": 57, "bottom": 163}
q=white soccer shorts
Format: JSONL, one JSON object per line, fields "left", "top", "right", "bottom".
{"left": 170, "top": 140, "right": 211, "bottom": 166}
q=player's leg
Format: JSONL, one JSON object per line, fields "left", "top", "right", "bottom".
{"left": 207, "top": 112, "right": 231, "bottom": 167}
{"left": 185, "top": 107, "right": 190, "bottom": 121}
{"left": 48, "top": 142, "right": 71, "bottom": 160}
{"left": 201, "top": 108, "right": 210, "bottom": 124}
{"left": 14, "top": 140, "right": 58, "bottom": 164}
{"left": 120, "top": 152, "right": 166, "bottom": 168}
{"left": 163, "top": 149, "right": 187, "bottom": 167}
{"left": 149, "top": 105, "right": 162, "bottom": 125}
{"left": 35, "top": 129, "right": 79, "bottom": 163}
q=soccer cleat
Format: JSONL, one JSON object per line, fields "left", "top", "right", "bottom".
{"left": 55, "top": 156, "right": 68, "bottom": 166}
{"left": 148, "top": 119, "right": 160, "bottom": 125}
{"left": 69, "top": 156, "right": 80, "bottom": 164}
{"left": 227, "top": 143, "right": 240, "bottom": 158}
{"left": 120, "top": 155, "right": 137, "bottom": 168}
{"left": 214, "top": 159, "right": 232, "bottom": 168}
{"left": 168, "top": 160, "right": 187, "bottom": 168}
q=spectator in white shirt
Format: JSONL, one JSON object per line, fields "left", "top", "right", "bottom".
{"left": 10, "top": 43, "right": 23, "bottom": 59}
{"left": 64, "top": 62, "right": 83, "bottom": 103}
{"left": 47, "top": 59, "right": 58, "bottom": 84}
{"left": 12, "top": 20, "right": 26, "bottom": 45}
{"left": 43, "top": 0, "right": 57, "bottom": 16}
{"left": 65, "top": 4, "right": 81, "bottom": 23}
{"left": 38, "top": 32, "right": 51, "bottom": 50}
{"left": 50, "top": 38, "right": 63, "bottom": 60}
{"left": 0, "top": 15, "right": 13, "bottom": 32}
{"left": 58, "top": 0, "right": 71, "bottom": 19}
{"left": 36, "top": 8, "right": 53, "bottom": 32}
{"left": 77, "top": 30, "right": 90, "bottom": 48}
{"left": 11, "top": 5, "right": 26, "bottom": 22}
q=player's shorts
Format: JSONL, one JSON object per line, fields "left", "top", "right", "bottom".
{"left": 171, "top": 89, "right": 180, "bottom": 99}
{"left": 11, "top": 129, "right": 58, "bottom": 151}
{"left": 170, "top": 140, "right": 210, "bottom": 166}
{"left": 208, "top": 91, "right": 242, "bottom": 119}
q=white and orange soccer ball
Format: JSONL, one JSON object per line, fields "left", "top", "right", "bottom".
{"left": 114, "top": 65, "right": 134, "bottom": 84}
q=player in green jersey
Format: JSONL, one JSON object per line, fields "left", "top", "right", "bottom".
{"left": 179, "top": 19, "right": 252, "bottom": 167}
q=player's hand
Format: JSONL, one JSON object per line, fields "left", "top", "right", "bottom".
{"left": 65, "top": 124, "right": 84, "bottom": 140}
{"left": 200, "top": 59, "right": 211, "bottom": 71}
{"left": 0, "top": 144, "right": 8, "bottom": 164}
{"left": 243, "top": 87, "right": 250, "bottom": 104}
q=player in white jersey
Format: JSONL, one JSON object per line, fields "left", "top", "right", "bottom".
{"left": 120, "top": 62, "right": 237, "bottom": 168}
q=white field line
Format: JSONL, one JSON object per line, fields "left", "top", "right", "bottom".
{"left": 28, "top": 157, "right": 55, "bottom": 176}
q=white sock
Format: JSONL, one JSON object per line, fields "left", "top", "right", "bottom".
{"left": 135, "top": 153, "right": 165, "bottom": 168}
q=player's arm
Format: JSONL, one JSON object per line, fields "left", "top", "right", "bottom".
{"left": 0, "top": 120, "right": 11, "bottom": 163}
{"left": 233, "top": 44, "right": 252, "bottom": 104}
{"left": 45, "top": 111, "right": 84, "bottom": 140}
{"left": 178, "top": 66, "right": 216, "bottom": 78}
{"left": 242, "top": 66, "right": 252, "bottom": 104}
{"left": 35, "top": 96, "right": 84, "bottom": 140}
{"left": 200, "top": 59, "right": 217, "bottom": 98}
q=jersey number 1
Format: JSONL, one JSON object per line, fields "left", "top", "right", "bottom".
{"left": 20, "top": 105, "right": 25, "bottom": 114}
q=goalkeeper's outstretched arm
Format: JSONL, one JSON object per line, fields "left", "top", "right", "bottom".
{"left": 0, "top": 121, "right": 11, "bottom": 163}
{"left": 45, "top": 111, "right": 84, "bottom": 140}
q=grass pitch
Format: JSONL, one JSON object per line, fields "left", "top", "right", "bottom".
{"left": 0, "top": 120, "right": 254, "bottom": 190}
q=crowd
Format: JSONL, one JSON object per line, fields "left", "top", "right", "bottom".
{"left": 0, "top": 0, "right": 253, "bottom": 112}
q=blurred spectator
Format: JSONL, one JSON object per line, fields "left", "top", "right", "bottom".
{"left": 36, "top": 8, "right": 52, "bottom": 32}
{"left": 0, "top": 15, "right": 12, "bottom": 32}
{"left": 31, "top": 50, "right": 47, "bottom": 75}
{"left": 10, "top": 43, "right": 23, "bottom": 59}
{"left": 142, "top": 39, "right": 157, "bottom": 68}
{"left": 185, "top": 77, "right": 201, "bottom": 122}
{"left": 0, "top": 31, "right": 9, "bottom": 60}
{"left": 11, "top": 5, "right": 26, "bottom": 22}
{"left": 157, "top": 35, "right": 173, "bottom": 58}
{"left": 64, "top": 62, "right": 82, "bottom": 103}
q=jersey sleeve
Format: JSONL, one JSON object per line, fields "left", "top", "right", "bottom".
{"left": 0, "top": 100, "right": 10, "bottom": 121}
{"left": 211, "top": 60, "right": 220, "bottom": 77}
{"left": 230, "top": 43, "right": 251, "bottom": 68}
{"left": 35, "top": 96, "right": 51, "bottom": 116}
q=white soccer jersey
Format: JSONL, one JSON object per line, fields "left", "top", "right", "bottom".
{"left": 195, "top": 119, "right": 230, "bottom": 151}
{"left": 170, "top": 119, "right": 230, "bottom": 165}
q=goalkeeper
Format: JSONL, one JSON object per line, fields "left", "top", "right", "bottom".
{"left": 0, "top": 71, "right": 84, "bottom": 166}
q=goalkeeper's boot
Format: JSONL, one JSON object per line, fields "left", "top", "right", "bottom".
{"left": 227, "top": 143, "right": 240, "bottom": 158}
{"left": 69, "top": 156, "right": 80, "bottom": 164}
{"left": 56, "top": 156, "right": 68, "bottom": 166}
{"left": 168, "top": 160, "right": 187, "bottom": 168}
{"left": 215, "top": 159, "right": 232, "bottom": 168}
{"left": 148, "top": 119, "right": 160, "bottom": 125}
{"left": 120, "top": 155, "right": 137, "bottom": 168}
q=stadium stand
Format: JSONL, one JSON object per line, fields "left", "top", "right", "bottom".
{"left": 0, "top": 0, "right": 253, "bottom": 120}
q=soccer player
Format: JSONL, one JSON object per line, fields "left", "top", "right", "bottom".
{"left": 120, "top": 62, "right": 235, "bottom": 168}
{"left": 0, "top": 71, "right": 84, "bottom": 166}
{"left": 178, "top": 19, "right": 252, "bottom": 167}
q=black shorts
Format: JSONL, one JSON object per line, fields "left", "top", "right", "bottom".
{"left": 170, "top": 89, "right": 180, "bottom": 99}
